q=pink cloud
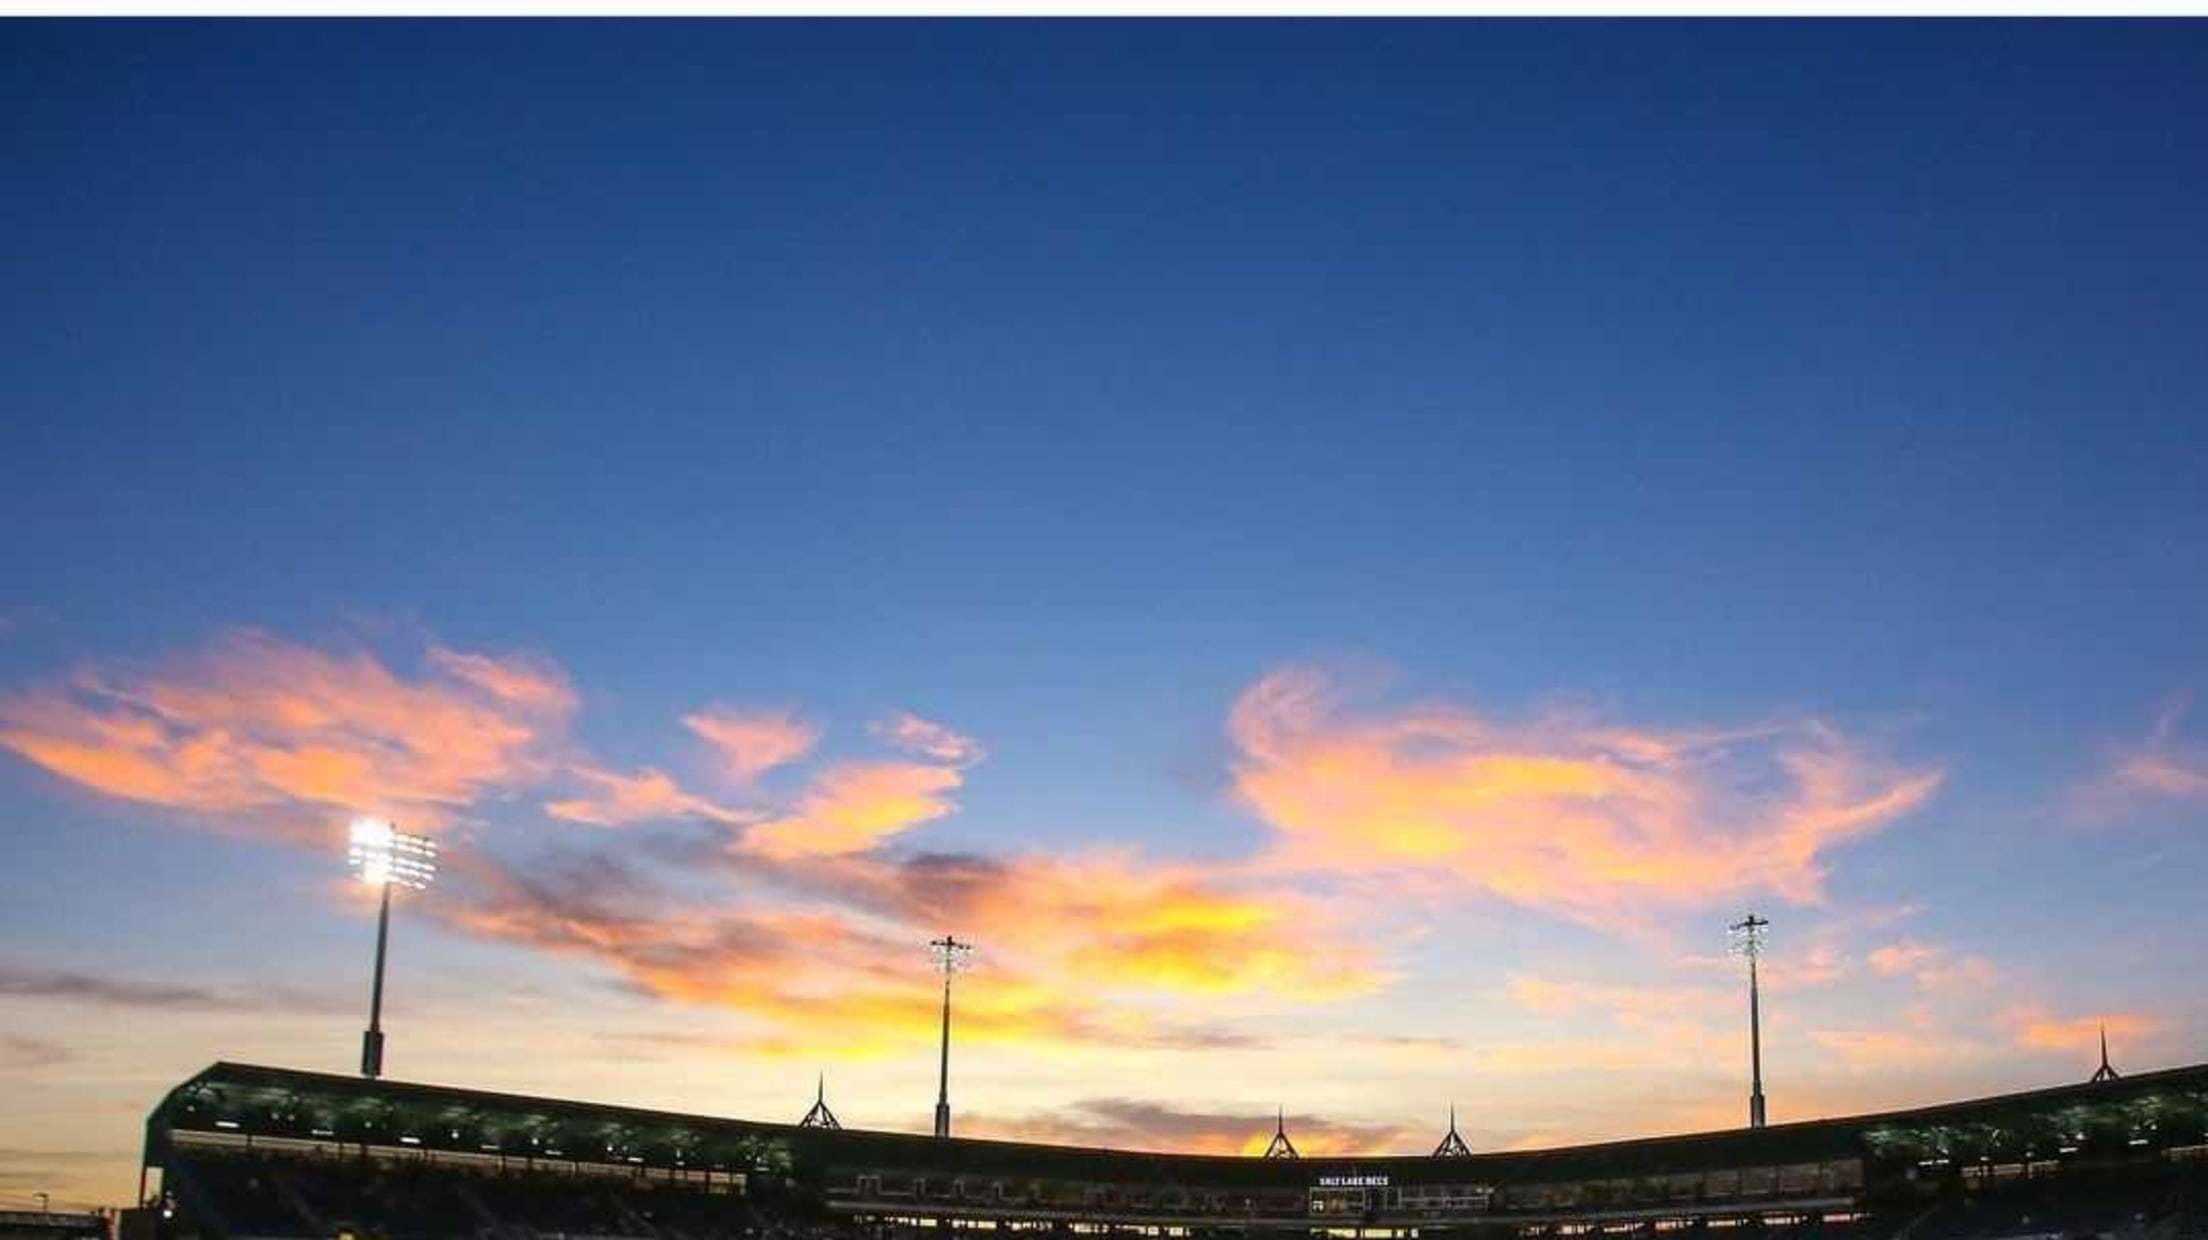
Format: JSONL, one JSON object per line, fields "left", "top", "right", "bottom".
{"left": 870, "top": 712, "right": 985, "bottom": 765}
{"left": 1867, "top": 940, "right": 1939, "bottom": 976}
{"left": 544, "top": 764, "right": 757, "bottom": 828}
{"left": 0, "top": 629, "right": 574, "bottom": 840}
{"left": 1866, "top": 939, "right": 1996, "bottom": 991}
{"left": 683, "top": 707, "right": 819, "bottom": 785}
{"left": 2077, "top": 696, "right": 2208, "bottom": 820}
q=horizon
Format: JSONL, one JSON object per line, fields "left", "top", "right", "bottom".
{"left": 5, "top": 17, "right": 2208, "bottom": 1213}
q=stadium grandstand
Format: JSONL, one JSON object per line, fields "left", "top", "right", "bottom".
{"left": 128, "top": 1059, "right": 2208, "bottom": 1240}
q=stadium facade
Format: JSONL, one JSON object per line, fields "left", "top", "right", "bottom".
{"left": 132, "top": 1060, "right": 2208, "bottom": 1239}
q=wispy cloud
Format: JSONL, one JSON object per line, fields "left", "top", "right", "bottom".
{"left": 684, "top": 707, "right": 819, "bottom": 785}
{"left": 966, "top": 1099, "right": 1405, "bottom": 1157}
{"left": 0, "top": 963, "right": 344, "bottom": 1021}
{"left": 2079, "top": 696, "right": 2208, "bottom": 820}
{"left": 870, "top": 713, "right": 985, "bottom": 766}
{"left": 1805, "top": 1027, "right": 1983, "bottom": 1074}
{"left": 1493, "top": 973, "right": 1737, "bottom": 1073}
{"left": 1228, "top": 667, "right": 1942, "bottom": 927}
{"left": 2002, "top": 1007, "right": 2164, "bottom": 1055}
{"left": 0, "top": 1034, "right": 72, "bottom": 1071}
{"left": 0, "top": 964, "right": 229, "bottom": 1010}
{"left": 735, "top": 714, "right": 983, "bottom": 860}
{"left": 1504, "top": 973, "right": 1730, "bottom": 1021}
{"left": 1866, "top": 939, "right": 1996, "bottom": 991}
{"left": 741, "top": 761, "right": 969, "bottom": 859}
{"left": 545, "top": 764, "right": 758, "bottom": 828}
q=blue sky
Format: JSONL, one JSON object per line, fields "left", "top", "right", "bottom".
{"left": 4, "top": 19, "right": 2208, "bottom": 1209}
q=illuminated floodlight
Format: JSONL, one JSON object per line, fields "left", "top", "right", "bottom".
{"left": 348, "top": 817, "right": 437, "bottom": 891}
{"left": 350, "top": 817, "right": 436, "bottom": 1080}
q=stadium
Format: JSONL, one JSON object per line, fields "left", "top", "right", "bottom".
{"left": 125, "top": 1053, "right": 2208, "bottom": 1240}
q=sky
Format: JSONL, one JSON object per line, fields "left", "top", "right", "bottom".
{"left": 5, "top": 18, "right": 2208, "bottom": 1212}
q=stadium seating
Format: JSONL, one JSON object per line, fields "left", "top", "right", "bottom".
{"left": 1902, "top": 1160, "right": 2208, "bottom": 1240}
{"left": 164, "top": 1149, "right": 767, "bottom": 1240}
{"left": 155, "top": 1144, "right": 2208, "bottom": 1240}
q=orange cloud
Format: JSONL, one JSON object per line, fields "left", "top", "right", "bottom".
{"left": 2003, "top": 1008, "right": 2164, "bottom": 1054}
{"left": 955, "top": 854, "right": 1382, "bottom": 1001}
{"left": 1229, "top": 667, "right": 1942, "bottom": 925}
{"left": 785, "top": 848, "right": 1390, "bottom": 1004}
{"left": 0, "top": 629, "right": 574, "bottom": 839}
{"left": 432, "top": 849, "right": 1264, "bottom": 1059}
{"left": 742, "top": 761, "right": 967, "bottom": 859}
{"left": 683, "top": 707, "right": 819, "bottom": 784}
{"left": 870, "top": 712, "right": 985, "bottom": 765}
{"left": 730, "top": 712, "right": 983, "bottom": 859}
{"left": 544, "top": 764, "right": 758, "bottom": 827}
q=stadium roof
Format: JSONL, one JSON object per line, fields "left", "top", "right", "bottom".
{"left": 147, "top": 1059, "right": 2208, "bottom": 1189}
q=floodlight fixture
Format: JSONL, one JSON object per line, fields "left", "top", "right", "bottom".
{"left": 1729, "top": 913, "right": 1770, "bottom": 1129}
{"left": 350, "top": 818, "right": 436, "bottom": 1080}
{"left": 349, "top": 817, "right": 437, "bottom": 890}
{"left": 930, "top": 934, "right": 975, "bottom": 975}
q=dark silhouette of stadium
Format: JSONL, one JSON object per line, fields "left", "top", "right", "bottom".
{"left": 127, "top": 1056, "right": 2208, "bottom": 1240}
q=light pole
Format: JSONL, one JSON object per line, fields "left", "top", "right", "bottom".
{"left": 348, "top": 818, "right": 436, "bottom": 1080}
{"left": 929, "top": 935, "right": 974, "bottom": 1139}
{"left": 1730, "top": 913, "right": 1770, "bottom": 1129}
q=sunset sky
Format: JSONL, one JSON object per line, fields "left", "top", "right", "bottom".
{"left": 6, "top": 19, "right": 2208, "bottom": 1212}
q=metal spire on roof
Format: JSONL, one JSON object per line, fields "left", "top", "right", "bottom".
{"left": 2091, "top": 1024, "right": 2122, "bottom": 1083}
{"left": 1432, "top": 1104, "right": 1472, "bottom": 1158}
{"left": 799, "top": 1073, "right": 842, "bottom": 1128}
{"left": 1262, "top": 1107, "right": 1300, "bottom": 1159}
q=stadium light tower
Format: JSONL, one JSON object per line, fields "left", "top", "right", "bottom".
{"left": 1729, "top": 913, "right": 1770, "bottom": 1129}
{"left": 929, "top": 934, "right": 974, "bottom": 1139}
{"left": 349, "top": 817, "right": 436, "bottom": 1080}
